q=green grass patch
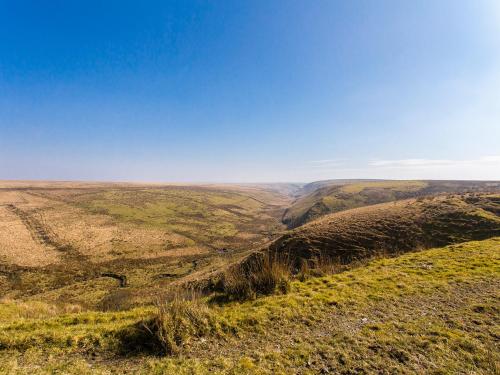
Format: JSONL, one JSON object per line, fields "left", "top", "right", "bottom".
{"left": 78, "top": 188, "right": 282, "bottom": 247}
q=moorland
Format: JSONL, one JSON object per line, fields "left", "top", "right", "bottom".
{"left": 0, "top": 179, "right": 499, "bottom": 374}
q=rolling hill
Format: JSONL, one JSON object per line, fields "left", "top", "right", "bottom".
{"left": 273, "top": 193, "right": 500, "bottom": 266}
{"left": 0, "top": 181, "right": 291, "bottom": 309}
{"left": 282, "top": 180, "right": 500, "bottom": 228}
{"left": 1, "top": 181, "right": 499, "bottom": 374}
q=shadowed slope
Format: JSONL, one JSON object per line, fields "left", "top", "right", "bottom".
{"left": 272, "top": 194, "right": 500, "bottom": 266}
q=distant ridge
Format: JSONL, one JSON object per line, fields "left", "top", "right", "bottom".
{"left": 283, "top": 180, "right": 500, "bottom": 228}
{"left": 272, "top": 194, "right": 500, "bottom": 266}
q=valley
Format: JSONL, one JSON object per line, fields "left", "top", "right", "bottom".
{"left": 0, "top": 179, "right": 499, "bottom": 374}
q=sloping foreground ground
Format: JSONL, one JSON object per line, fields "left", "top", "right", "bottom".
{"left": 0, "top": 237, "right": 499, "bottom": 374}
{"left": 272, "top": 194, "right": 500, "bottom": 265}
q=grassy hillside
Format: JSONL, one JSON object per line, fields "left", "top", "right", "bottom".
{"left": 1, "top": 237, "right": 498, "bottom": 374}
{"left": 283, "top": 180, "right": 500, "bottom": 228}
{"left": 1, "top": 182, "right": 499, "bottom": 374}
{"left": 274, "top": 194, "right": 500, "bottom": 267}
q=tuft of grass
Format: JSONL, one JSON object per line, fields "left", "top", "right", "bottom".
{"left": 219, "top": 254, "right": 291, "bottom": 301}
{"left": 117, "top": 289, "right": 216, "bottom": 355}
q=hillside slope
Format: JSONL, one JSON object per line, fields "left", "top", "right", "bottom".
{"left": 274, "top": 194, "right": 500, "bottom": 266}
{"left": 1, "top": 237, "right": 499, "bottom": 374}
{"left": 283, "top": 180, "right": 500, "bottom": 228}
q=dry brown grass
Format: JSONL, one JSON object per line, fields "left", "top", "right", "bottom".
{"left": 21, "top": 193, "right": 199, "bottom": 262}
{"left": 0, "top": 204, "right": 60, "bottom": 267}
{"left": 1, "top": 184, "right": 284, "bottom": 260}
{"left": 284, "top": 180, "right": 500, "bottom": 228}
{"left": 270, "top": 194, "right": 500, "bottom": 265}
{"left": 0, "top": 182, "right": 290, "bottom": 308}
{"left": 184, "top": 194, "right": 500, "bottom": 298}
{"left": 0, "top": 183, "right": 286, "bottom": 263}
{"left": 218, "top": 253, "right": 291, "bottom": 301}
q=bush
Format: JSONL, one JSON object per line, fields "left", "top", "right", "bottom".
{"left": 117, "top": 290, "right": 214, "bottom": 355}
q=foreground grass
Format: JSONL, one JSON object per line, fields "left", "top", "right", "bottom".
{"left": 1, "top": 237, "right": 499, "bottom": 374}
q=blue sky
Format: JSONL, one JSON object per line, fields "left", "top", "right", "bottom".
{"left": 1, "top": 1, "right": 499, "bottom": 182}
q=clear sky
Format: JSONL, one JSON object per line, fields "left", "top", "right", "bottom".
{"left": 1, "top": 1, "right": 499, "bottom": 182}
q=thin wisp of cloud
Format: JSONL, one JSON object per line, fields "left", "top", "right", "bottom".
{"left": 369, "top": 156, "right": 500, "bottom": 168}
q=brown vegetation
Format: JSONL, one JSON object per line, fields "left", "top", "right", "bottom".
{"left": 0, "top": 181, "right": 291, "bottom": 308}
{"left": 118, "top": 289, "right": 215, "bottom": 355}
{"left": 224, "top": 194, "right": 500, "bottom": 287}
{"left": 0, "top": 180, "right": 499, "bottom": 373}
{"left": 217, "top": 253, "right": 291, "bottom": 301}
{"left": 273, "top": 194, "right": 500, "bottom": 265}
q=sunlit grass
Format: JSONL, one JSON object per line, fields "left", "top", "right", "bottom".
{"left": 283, "top": 180, "right": 430, "bottom": 227}
{"left": 1, "top": 237, "right": 498, "bottom": 373}
{"left": 340, "top": 180, "right": 427, "bottom": 194}
{"left": 79, "top": 188, "right": 276, "bottom": 242}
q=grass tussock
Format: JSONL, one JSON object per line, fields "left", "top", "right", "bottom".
{"left": 295, "top": 254, "right": 343, "bottom": 281}
{"left": 0, "top": 299, "right": 82, "bottom": 321}
{"left": 219, "top": 253, "right": 291, "bottom": 301}
{"left": 219, "top": 250, "right": 386, "bottom": 299}
{"left": 118, "top": 289, "right": 215, "bottom": 355}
